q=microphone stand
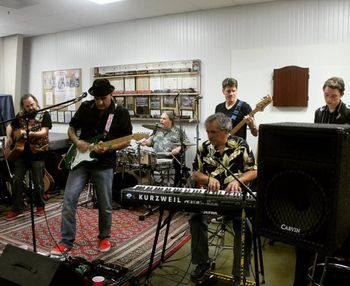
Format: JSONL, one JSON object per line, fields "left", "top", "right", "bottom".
{"left": 210, "top": 155, "right": 258, "bottom": 286}
{"left": 173, "top": 94, "right": 191, "bottom": 187}
{"left": 0, "top": 92, "right": 87, "bottom": 252}
{"left": 193, "top": 96, "right": 202, "bottom": 151}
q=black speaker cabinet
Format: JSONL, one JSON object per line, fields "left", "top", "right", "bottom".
{"left": 0, "top": 244, "right": 84, "bottom": 286}
{"left": 256, "top": 122, "right": 350, "bottom": 255}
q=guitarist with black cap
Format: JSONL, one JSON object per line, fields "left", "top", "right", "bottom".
{"left": 51, "top": 78, "right": 132, "bottom": 255}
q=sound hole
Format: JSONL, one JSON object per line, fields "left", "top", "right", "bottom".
{"left": 265, "top": 170, "right": 327, "bottom": 237}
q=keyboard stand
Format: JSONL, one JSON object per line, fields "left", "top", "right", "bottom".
{"left": 144, "top": 208, "right": 175, "bottom": 285}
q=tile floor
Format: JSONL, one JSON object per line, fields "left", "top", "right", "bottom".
{"left": 141, "top": 224, "right": 296, "bottom": 286}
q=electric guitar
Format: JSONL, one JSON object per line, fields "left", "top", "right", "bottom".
{"left": 64, "top": 133, "right": 149, "bottom": 170}
{"left": 230, "top": 95, "right": 272, "bottom": 135}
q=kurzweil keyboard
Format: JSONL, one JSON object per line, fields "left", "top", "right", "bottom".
{"left": 120, "top": 185, "right": 256, "bottom": 214}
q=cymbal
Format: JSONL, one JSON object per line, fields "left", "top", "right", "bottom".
{"left": 142, "top": 124, "right": 167, "bottom": 131}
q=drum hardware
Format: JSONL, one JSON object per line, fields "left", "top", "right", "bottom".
{"left": 0, "top": 137, "right": 13, "bottom": 204}
{"left": 308, "top": 256, "right": 350, "bottom": 286}
{"left": 134, "top": 141, "right": 161, "bottom": 220}
{"left": 174, "top": 142, "right": 196, "bottom": 147}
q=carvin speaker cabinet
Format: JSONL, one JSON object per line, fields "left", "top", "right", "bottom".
{"left": 256, "top": 122, "right": 350, "bottom": 255}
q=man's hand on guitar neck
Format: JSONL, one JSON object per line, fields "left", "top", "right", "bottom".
{"left": 244, "top": 115, "right": 258, "bottom": 137}
{"left": 94, "top": 141, "right": 110, "bottom": 154}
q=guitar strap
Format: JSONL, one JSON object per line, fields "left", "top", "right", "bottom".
{"left": 104, "top": 113, "right": 114, "bottom": 135}
{"left": 230, "top": 100, "right": 243, "bottom": 121}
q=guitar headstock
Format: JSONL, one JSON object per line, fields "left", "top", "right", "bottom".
{"left": 255, "top": 95, "right": 272, "bottom": 112}
{"left": 132, "top": 133, "right": 150, "bottom": 141}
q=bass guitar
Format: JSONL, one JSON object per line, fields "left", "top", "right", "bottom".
{"left": 230, "top": 95, "right": 272, "bottom": 135}
{"left": 64, "top": 133, "right": 149, "bottom": 170}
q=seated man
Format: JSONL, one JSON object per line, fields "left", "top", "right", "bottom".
{"left": 143, "top": 111, "right": 189, "bottom": 186}
{"left": 190, "top": 112, "right": 257, "bottom": 286}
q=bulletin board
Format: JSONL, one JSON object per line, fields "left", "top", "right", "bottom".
{"left": 42, "top": 68, "right": 82, "bottom": 123}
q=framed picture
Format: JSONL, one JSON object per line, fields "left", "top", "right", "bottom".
{"left": 135, "top": 96, "right": 150, "bottom": 116}
{"left": 162, "top": 95, "right": 176, "bottom": 108}
{"left": 64, "top": 111, "right": 72, "bottom": 123}
{"left": 126, "top": 97, "right": 135, "bottom": 112}
{"left": 115, "top": 96, "right": 125, "bottom": 107}
{"left": 150, "top": 109, "right": 161, "bottom": 118}
{"left": 181, "top": 109, "right": 193, "bottom": 119}
{"left": 50, "top": 110, "right": 58, "bottom": 123}
{"left": 42, "top": 68, "right": 82, "bottom": 111}
{"left": 150, "top": 95, "right": 161, "bottom": 109}
{"left": 179, "top": 95, "right": 194, "bottom": 109}
{"left": 57, "top": 111, "right": 65, "bottom": 123}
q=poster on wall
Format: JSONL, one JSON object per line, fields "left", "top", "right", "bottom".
{"left": 42, "top": 68, "right": 82, "bottom": 123}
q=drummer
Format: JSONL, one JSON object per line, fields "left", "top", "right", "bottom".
{"left": 142, "top": 111, "right": 190, "bottom": 186}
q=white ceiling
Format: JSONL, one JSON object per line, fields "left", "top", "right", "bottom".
{"left": 0, "top": 0, "right": 277, "bottom": 38}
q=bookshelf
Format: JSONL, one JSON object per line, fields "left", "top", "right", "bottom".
{"left": 92, "top": 59, "right": 201, "bottom": 122}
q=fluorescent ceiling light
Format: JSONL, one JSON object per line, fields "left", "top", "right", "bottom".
{"left": 88, "top": 0, "right": 125, "bottom": 4}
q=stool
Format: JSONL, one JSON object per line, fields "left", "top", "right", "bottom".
{"left": 207, "top": 216, "right": 265, "bottom": 286}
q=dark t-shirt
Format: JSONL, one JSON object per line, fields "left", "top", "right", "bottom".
{"left": 314, "top": 101, "right": 350, "bottom": 124}
{"left": 69, "top": 100, "right": 132, "bottom": 168}
{"left": 215, "top": 100, "right": 252, "bottom": 140}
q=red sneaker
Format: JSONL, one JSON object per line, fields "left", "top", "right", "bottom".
{"left": 36, "top": 207, "right": 44, "bottom": 217}
{"left": 51, "top": 244, "right": 71, "bottom": 255}
{"left": 4, "top": 210, "right": 23, "bottom": 221}
{"left": 98, "top": 239, "right": 111, "bottom": 252}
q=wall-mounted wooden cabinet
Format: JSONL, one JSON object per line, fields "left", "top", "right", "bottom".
{"left": 92, "top": 60, "right": 201, "bottom": 122}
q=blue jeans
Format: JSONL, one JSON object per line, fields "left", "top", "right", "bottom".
{"left": 12, "top": 157, "right": 45, "bottom": 211}
{"left": 60, "top": 165, "right": 113, "bottom": 248}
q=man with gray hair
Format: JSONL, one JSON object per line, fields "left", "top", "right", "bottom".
{"left": 190, "top": 112, "right": 257, "bottom": 286}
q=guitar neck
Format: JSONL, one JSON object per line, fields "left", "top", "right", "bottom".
{"left": 230, "top": 108, "right": 259, "bottom": 135}
{"left": 88, "top": 134, "right": 135, "bottom": 151}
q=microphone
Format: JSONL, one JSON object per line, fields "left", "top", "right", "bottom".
{"left": 173, "top": 93, "right": 180, "bottom": 102}
{"left": 80, "top": 92, "right": 88, "bottom": 98}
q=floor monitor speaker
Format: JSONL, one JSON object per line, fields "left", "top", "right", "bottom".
{"left": 256, "top": 122, "right": 350, "bottom": 254}
{"left": 0, "top": 244, "right": 84, "bottom": 286}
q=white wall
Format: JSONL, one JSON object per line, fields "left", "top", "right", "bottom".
{"left": 1, "top": 35, "right": 23, "bottom": 108}
{"left": 21, "top": 0, "right": 350, "bottom": 164}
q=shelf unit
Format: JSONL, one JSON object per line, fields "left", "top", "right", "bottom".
{"left": 92, "top": 60, "right": 201, "bottom": 122}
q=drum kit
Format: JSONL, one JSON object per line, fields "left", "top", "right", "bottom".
{"left": 114, "top": 123, "right": 194, "bottom": 188}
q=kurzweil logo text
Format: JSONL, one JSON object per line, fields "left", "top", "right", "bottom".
{"left": 137, "top": 194, "right": 181, "bottom": 203}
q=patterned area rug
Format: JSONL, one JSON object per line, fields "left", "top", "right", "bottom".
{"left": 0, "top": 194, "right": 191, "bottom": 284}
